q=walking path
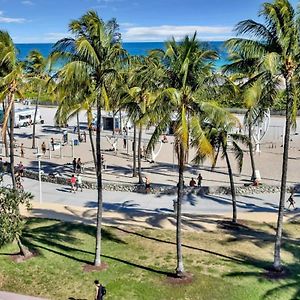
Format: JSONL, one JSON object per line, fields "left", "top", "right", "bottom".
{"left": 0, "top": 291, "right": 46, "bottom": 300}
{"left": 2, "top": 175, "right": 299, "bottom": 231}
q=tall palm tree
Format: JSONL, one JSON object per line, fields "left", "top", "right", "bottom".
{"left": 24, "top": 50, "right": 52, "bottom": 149}
{"left": 209, "top": 112, "right": 248, "bottom": 223}
{"left": 226, "top": 0, "right": 300, "bottom": 271}
{"left": 0, "top": 31, "right": 24, "bottom": 188}
{"left": 52, "top": 11, "right": 125, "bottom": 267}
{"left": 147, "top": 34, "right": 221, "bottom": 277}
{"left": 122, "top": 55, "right": 160, "bottom": 183}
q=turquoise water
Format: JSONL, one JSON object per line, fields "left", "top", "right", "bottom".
{"left": 16, "top": 41, "right": 228, "bottom": 68}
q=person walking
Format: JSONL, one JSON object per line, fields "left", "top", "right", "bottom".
{"left": 50, "top": 138, "right": 55, "bottom": 151}
{"left": 72, "top": 158, "right": 77, "bottom": 173}
{"left": 76, "top": 174, "right": 83, "bottom": 192}
{"left": 94, "top": 280, "right": 106, "bottom": 300}
{"left": 189, "top": 178, "right": 196, "bottom": 187}
{"left": 18, "top": 162, "right": 24, "bottom": 177}
{"left": 76, "top": 158, "right": 82, "bottom": 174}
{"left": 20, "top": 143, "right": 24, "bottom": 158}
{"left": 41, "top": 142, "right": 46, "bottom": 155}
{"left": 287, "top": 190, "right": 296, "bottom": 210}
{"left": 197, "top": 173, "right": 203, "bottom": 187}
{"left": 70, "top": 174, "right": 77, "bottom": 193}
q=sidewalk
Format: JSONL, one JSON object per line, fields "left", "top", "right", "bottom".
{"left": 0, "top": 291, "right": 47, "bottom": 300}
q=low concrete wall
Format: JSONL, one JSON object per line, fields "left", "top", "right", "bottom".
{"left": 22, "top": 169, "right": 289, "bottom": 196}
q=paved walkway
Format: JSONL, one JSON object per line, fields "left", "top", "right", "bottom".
{"left": 2, "top": 175, "right": 300, "bottom": 231}
{"left": 0, "top": 291, "right": 46, "bottom": 300}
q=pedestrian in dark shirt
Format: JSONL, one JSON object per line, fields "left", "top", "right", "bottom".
{"left": 94, "top": 280, "right": 106, "bottom": 300}
{"left": 287, "top": 190, "right": 296, "bottom": 209}
{"left": 197, "top": 173, "right": 203, "bottom": 187}
{"left": 72, "top": 158, "right": 77, "bottom": 173}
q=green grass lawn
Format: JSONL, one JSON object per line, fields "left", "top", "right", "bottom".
{"left": 0, "top": 218, "right": 300, "bottom": 300}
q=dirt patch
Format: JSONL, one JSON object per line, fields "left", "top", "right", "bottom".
{"left": 166, "top": 273, "right": 194, "bottom": 285}
{"left": 263, "top": 266, "right": 291, "bottom": 280}
{"left": 10, "top": 250, "right": 38, "bottom": 263}
{"left": 83, "top": 262, "right": 109, "bottom": 272}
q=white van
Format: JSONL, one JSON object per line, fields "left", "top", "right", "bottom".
{"left": 14, "top": 108, "right": 43, "bottom": 128}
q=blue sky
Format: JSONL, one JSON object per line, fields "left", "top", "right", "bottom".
{"left": 0, "top": 0, "right": 298, "bottom": 43}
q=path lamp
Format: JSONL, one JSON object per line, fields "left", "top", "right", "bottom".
{"left": 37, "top": 153, "right": 42, "bottom": 204}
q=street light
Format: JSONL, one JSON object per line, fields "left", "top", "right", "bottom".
{"left": 36, "top": 153, "right": 42, "bottom": 204}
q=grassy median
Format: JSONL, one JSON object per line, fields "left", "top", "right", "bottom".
{"left": 0, "top": 217, "right": 299, "bottom": 299}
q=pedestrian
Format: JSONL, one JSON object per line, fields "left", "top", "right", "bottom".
{"left": 41, "top": 142, "right": 46, "bottom": 155}
{"left": 162, "top": 134, "right": 168, "bottom": 143}
{"left": 189, "top": 178, "right": 196, "bottom": 187}
{"left": 72, "top": 158, "right": 77, "bottom": 173}
{"left": 50, "top": 138, "right": 55, "bottom": 151}
{"left": 76, "top": 158, "right": 82, "bottom": 174}
{"left": 94, "top": 280, "right": 106, "bottom": 300}
{"left": 197, "top": 173, "right": 203, "bottom": 187}
{"left": 73, "top": 126, "right": 77, "bottom": 134}
{"left": 20, "top": 143, "right": 24, "bottom": 158}
{"left": 0, "top": 157, "right": 3, "bottom": 174}
{"left": 70, "top": 174, "right": 77, "bottom": 193}
{"left": 123, "top": 127, "right": 127, "bottom": 149}
{"left": 145, "top": 176, "right": 151, "bottom": 193}
{"left": 83, "top": 130, "right": 87, "bottom": 143}
{"left": 18, "top": 161, "right": 24, "bottom": 177}
{"left": 287, "top": 190, "right": 296, "bottom": 210}
{"left": 76, "top": 174, "right": 83, "bottom": 192}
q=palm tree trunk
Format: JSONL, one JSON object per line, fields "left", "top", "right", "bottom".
{"left": 76, "top": 112, "right": 81, "bottom": 142}
{"left": 9, "top": 97, "right": 16, "bottom": 188}
{"left": 2, "top": 102, "right": 9, "bottom": 157}
{"left": 224, "top": 147, "right": 237, "bottom": 223}
{"left": 273, "top": 78, "right": 292, "bottom": 272}
{"left": 88, "top": 125, "right": 97, "bottom": 170}
{"left": 176, "top": 144, "right": 185, "bottom": 277}
{"left": 112, "top": 111, "right": 115, "bottom": 135}
{"left": 132, "top": 124, "right": 137, "bottom": 177}
{"left": 16, "top": 236, "right": 31, "bottom": 257}
{"left": 32, "top": 88, "right": 41, "bottom": 149}
{"left": 137, "top": 124, "right": 143, "bottom": 184}
{"left": 248, "top": 119, "right": 256, "bottom": 181}
{"left": 94, "top": 97, "right": 103, "bottom": 267}
{"left": 119, "top": 110, "right": 122, "bottom": 133}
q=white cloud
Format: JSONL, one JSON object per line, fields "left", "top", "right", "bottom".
{"left": 44, "top": 32, "right": 70, "bottom": 42}
{"left": 122, "top": 25, "right": 233, "bottom": 42}
{"left": 21, "top": 0, "right": 34, "bottom": 5}
{"left": 0, "top": 11, "right": 26, "bottom": 23}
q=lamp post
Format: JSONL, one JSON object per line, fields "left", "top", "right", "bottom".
{"left": 37, "top": 153, "right": 42, "bottom": 203}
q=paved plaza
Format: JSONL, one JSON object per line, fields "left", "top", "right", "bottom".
{"left": 7, "top": 104, "right": 300, "bottom": 190}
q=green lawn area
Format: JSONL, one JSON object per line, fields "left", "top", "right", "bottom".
{"left": 0, "top": 218, "right": 299, "bottom": 300}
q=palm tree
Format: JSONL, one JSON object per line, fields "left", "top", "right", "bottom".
{"left": 226, "top": 0, "right": 300, "bottom": 271}
{"left": 122, "top": 55, "right": 160, "bottom": 183}
{"left": 52, "top": 11, "right": 125, "bottom": 267}
{"left": 0, "top": 31, "right": 24, "bottom": 188}
{"left": 24, "top": 50, "right": 52, "bottom": 149}
{"left": 147, "top": 34, "right": 220, "bottom": 277}
{"left": 209, "top": 112, "right": 248, "bottom": 223}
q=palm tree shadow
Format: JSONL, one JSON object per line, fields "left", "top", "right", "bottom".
{"left": 21, "top": 219, "right": 175, "bottom": 277}
{"left": 223, "top": 221, "right": 300, "bottom": 299}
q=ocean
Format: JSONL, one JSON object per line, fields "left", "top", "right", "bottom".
{"left": 16, "top": 41, "right": 228, "bottom": 68}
